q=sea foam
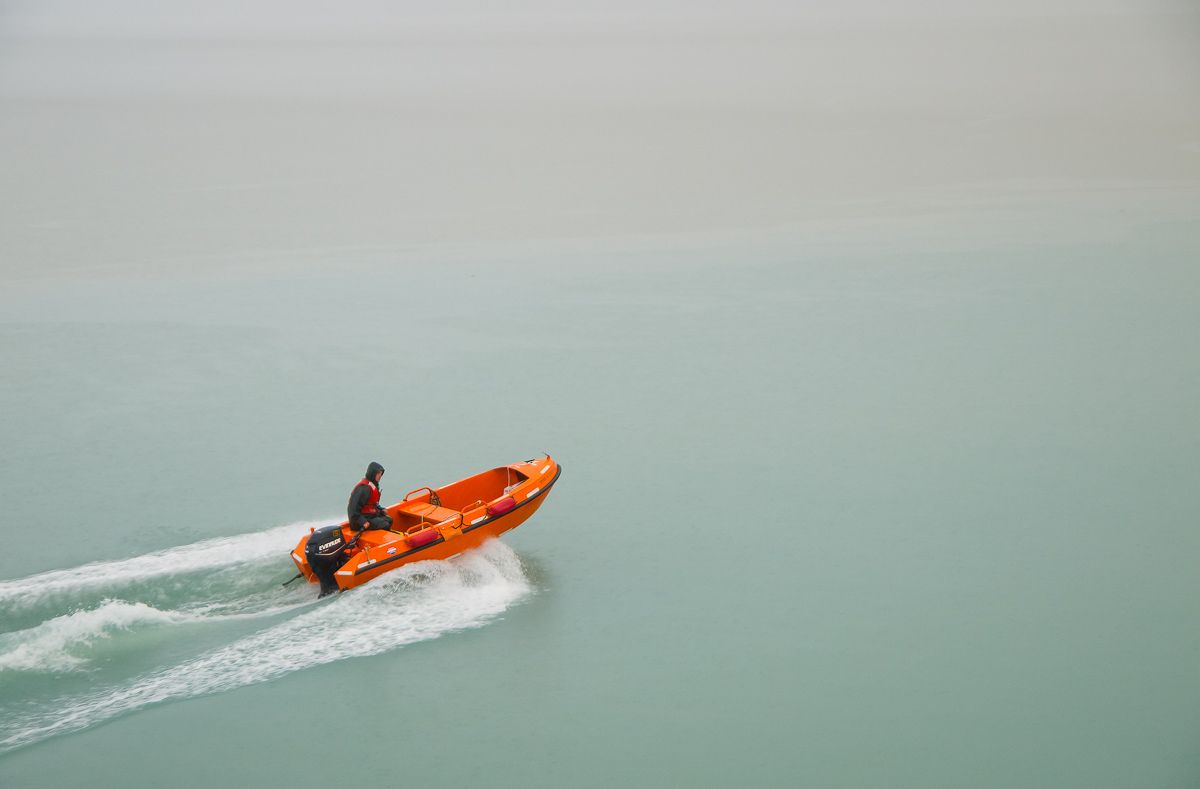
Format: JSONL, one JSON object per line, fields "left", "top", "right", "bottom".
{"left": 0, "top": 536, "right": 530, "bottom": 753}
{"left": 0, "top": 521, "right": 319, "bottom": 614}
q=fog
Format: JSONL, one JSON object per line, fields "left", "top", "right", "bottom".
{"left": 2, "top": 0, "right": 1198, "bottom": 278}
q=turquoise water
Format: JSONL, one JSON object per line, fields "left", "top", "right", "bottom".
{"left": 2, "top": 201, "right": 1199, "bottom": 786}
{"left": 3, "top": 2, "right": 1200, "bottom": 783}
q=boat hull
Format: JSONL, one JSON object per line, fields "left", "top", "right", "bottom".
{"left": 291, "top": 457, "right": 561, "bottom": 592}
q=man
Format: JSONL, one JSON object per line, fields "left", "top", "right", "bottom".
{"left": 348, "top": 461, "right": 394, "bottom": 532}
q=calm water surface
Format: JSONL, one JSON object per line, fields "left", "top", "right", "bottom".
{"left": 1, "top": 200, "right": 1199, "bottom": 787}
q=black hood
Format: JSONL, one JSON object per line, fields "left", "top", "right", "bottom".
{"left": 365, "top": 461, "right": 384, "bottom": 484}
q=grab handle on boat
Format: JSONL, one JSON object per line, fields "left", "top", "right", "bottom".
{"left": 403, "top": 486, "right": 441, "bottom": 507}
{"left": 459, "top": 500, "right": 484, "bottom": 514}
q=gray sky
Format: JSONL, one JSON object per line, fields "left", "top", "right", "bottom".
{"left": 1, "top": 0, "right": 1197, "bottom": 279}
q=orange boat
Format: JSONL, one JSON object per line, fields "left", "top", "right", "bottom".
{"left": 291, "top": 456, "right": 562, "bottom": 593}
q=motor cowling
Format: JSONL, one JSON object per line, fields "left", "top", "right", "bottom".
{"left": 305, "top": 525, "right": 349, "bottom": 597}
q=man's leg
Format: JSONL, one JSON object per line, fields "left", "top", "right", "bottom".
{"left": 365, "top": 514, "right": 393, "bottom": 531}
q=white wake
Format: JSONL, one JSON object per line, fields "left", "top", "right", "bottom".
{"left": 0, "top": 521, "right": 318, "bottom": 614}
{"left": 0, "top": 538, "right": 530, "bottom": 753}
{"left": 0, "top": 600, "right": 188, "bottom": 673}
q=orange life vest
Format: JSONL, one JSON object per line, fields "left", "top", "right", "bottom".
{"left": 353, "top": 479, "right": 382, "bottom": 515}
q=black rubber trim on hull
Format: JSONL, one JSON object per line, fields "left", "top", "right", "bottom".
{"left": 349, "top": 463, "right": 562, "bottom": 578}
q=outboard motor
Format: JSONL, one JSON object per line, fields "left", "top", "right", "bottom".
{"left": 305, "top": 525, "right": 350, "bottom": 598}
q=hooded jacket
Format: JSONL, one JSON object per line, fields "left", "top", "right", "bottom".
{"left": 347, "top": 462, "right": 385, "bottom": 529}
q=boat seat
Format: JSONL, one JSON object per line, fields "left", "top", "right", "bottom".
{"left": 395, "top": 503, "right": 462, "bottom": 527}
{"left": 416, "top": 505, "right": 462, "bottom": 524}
{"left": 356, "top": 529, "right": 403, "bottom": 548}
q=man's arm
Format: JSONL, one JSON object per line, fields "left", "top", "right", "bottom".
{"left": 347, "top": 483, "right": 369, "bottom": 529}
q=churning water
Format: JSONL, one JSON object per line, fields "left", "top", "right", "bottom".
{"left": 0, "top": 532, "right": 530, "bottom": 752}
